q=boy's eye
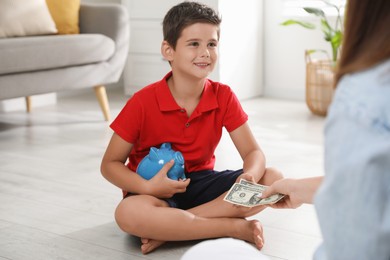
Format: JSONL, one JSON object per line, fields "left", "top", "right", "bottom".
{"left": 208, "top": 42, "right": 217, "bottom": 47}
{"left": 189, "top": 42, "right": 199, "bottom": 46}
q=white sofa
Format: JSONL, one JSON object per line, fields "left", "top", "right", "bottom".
{"left": 0, "top": 3, "right": 129, "bottom": 121}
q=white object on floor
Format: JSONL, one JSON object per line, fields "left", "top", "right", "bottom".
{"left": 181, "top": 238, "right": 269, "bottom": 260}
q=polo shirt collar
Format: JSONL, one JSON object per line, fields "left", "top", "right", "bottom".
{"left": 156, "top": 72, "right": 179, "bottom": 111}
{"left": 156, "top": 72, "right": 219, "bottom": 113}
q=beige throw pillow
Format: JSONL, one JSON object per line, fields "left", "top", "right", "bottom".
{"left": 0, "top": 0, "right": 58, "bottom": 38}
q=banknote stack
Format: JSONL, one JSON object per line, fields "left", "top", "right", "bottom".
{"left": 224, "top": 179, "right": 285, "bottom": 207}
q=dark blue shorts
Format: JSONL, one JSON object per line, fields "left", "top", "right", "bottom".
{"left": 167, "top": 169, "right": 243, "bottom": 210}
{"left": 124, "top": 169, "right": 243, "bottom": 210}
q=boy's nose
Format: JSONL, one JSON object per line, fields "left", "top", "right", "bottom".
{"left": 199, "top": 47, "right": 210, "bottom": 58}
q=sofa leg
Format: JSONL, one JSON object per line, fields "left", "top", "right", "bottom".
{"left": 25, "top": 96, "right": 32, "bottom": 113}
{"left": 94, "top": 85, "right": 111, "bottom": 121}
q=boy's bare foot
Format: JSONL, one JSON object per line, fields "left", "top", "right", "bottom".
{"left": 140, "top": 238, "right": 166, "bottom": 254}
{"left": 139, "top": 219, "right": 263, "bottom": 254}
{"left": 234, "top": 219, "right": 264, "bottom": 249}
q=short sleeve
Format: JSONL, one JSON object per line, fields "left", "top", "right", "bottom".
{"left": 222, "top": 87, "right": 248, "bottom": 132}
{"left": 110, "top": 95, "right": 143, "bottom": 144}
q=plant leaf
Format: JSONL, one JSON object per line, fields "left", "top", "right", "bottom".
{"left": 280, "top": 20, "right": 316, "bottom": 29}
{"left": 307, "top": 49, "right": 330, "bottom": 57}
{"left": 331, "top": 30, "right": 343, "bottom": 48}
{"left": 320, "top": 19, "right": 332, "bottom": 41}
{"left": 306, "top": 49, "right": 318, "bottom": 55}
{"left": 303, "top": 7, "right": 325, "bottom": 18}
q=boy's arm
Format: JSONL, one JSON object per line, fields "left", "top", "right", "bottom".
{"left": 100, "top": 133, "right": 189, "bottom": 198}
{"left": 229, "top": 122, "right": 266, "bottom": 183}
{"left": 101, "top": 133, "right": 148, "bottom": 194}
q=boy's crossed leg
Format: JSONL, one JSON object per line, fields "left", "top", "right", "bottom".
{"left": 116, "top": 194, "right": 265, "bottom": 254}
{"left": 116, "top": 168, "right": 282, "bottom": 254}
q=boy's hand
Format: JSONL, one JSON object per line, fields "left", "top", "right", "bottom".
{"left": 231, "top": 172, "right": 257, "bottom": 209}
{"left": 148, "top": 160, "right": 190, "bottom": 198}
{"left": 235, "top": 172, "right": 256, "bottom": 184}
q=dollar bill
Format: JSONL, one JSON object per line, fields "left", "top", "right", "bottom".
{"left": 239, "top": 179, "right": 265, "bottom": 188}
{"left": 223, "top": 180, "right": 285, "bottom": 207}
{"left": 239, "top": 180, "right": 285, "bottom": 205}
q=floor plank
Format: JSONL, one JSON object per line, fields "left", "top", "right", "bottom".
{"left": 0, "top": 88, "right": 325, "bottom": 259}
{"left": 0, "top": 224, "right": 147, "bottom": 260}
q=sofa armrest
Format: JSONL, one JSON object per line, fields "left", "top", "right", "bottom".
{"left": 79, "top": 3, "right": 129, "bottom": 82}
{"left": 79, "top": 3, "right": 129, "bottom": 54}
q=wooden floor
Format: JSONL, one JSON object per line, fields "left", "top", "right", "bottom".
{"left": 0, "top": 88, "right": 325, "bottom": 260}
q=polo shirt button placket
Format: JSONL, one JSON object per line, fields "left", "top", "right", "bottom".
{"left": 185, "top": 122, "right": 190, "bottom": 128}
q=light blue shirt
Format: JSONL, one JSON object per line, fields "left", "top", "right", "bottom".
{"left": 314, "top": 59, "right": 390, "bottom": 260}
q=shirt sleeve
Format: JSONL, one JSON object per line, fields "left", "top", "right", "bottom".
{"left": 221, "top": 86, "right": 248, "bottom": 132}
{"left": 314, "top": 73, "right": 390, "bottom": 260}
{"left": 110, "top": 94, "right": 143, "bottom": 144}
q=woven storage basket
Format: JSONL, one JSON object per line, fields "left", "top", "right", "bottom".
{"left": 305, "top": 51, "right": 335, "bottom": 116}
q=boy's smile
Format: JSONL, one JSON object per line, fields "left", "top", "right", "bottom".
{"left": 166, "top": 23, "right": 219, "bottom": 80}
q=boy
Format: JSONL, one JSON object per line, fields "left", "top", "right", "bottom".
{"left": 101, "top": 1, "right": 282, "bottom": 254}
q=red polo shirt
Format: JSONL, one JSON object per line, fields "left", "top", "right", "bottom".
{"left": 110, "top": 72, "right": 248, "bottom": 173}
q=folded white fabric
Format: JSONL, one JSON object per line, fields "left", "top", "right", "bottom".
{"left": 181, "top": 238, "right": 269, "bottom": 260}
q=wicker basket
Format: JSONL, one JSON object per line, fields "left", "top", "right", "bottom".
{"left": 305, "top": 51, "right": 335, "bottom": 116}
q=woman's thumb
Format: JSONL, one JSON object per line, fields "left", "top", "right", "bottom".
{"left": 260, "top": 186, "right": 274, "bottom": 198}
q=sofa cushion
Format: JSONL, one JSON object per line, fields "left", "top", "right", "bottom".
{"left": 0, "top": 34, "right": 115, "bottom": 75}
{"left": 0, "top": 0, "right": 57, "bottom": 38}
{"left": 46, "top": 0, "right": 80, "bottom": 35}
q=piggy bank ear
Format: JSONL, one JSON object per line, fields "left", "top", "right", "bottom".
{"left": 174, "top": 151, "right": 184, "bottom": 164}
{"left": 149, "top": 147, "right": 159, "bottom": 161}
{"left": 161, "top": 143, "right": 171, "bottom": 150}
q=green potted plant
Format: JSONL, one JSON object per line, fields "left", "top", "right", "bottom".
{"left": 281, "top": 1, "right": 344, "bottom": 62}
{"left": 281, "top": 1, "right": 345, "bottom": 116}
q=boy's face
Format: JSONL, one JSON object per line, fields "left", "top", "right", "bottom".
{"left": 164, "top": 23, "right": 219, "bottom": 80}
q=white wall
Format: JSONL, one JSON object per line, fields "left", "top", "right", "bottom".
{"left": 88, "top": 0, "right": 334, "bottom": 101}
{"left": 121, "top": 0, "right": 263, "bottom": 100}
{"left": 0, "top": 94, "right": 56, "bottom": 113}
{"left": 263, "top": 0, "right": 333, "bottom": 101}
{"left": 1, "top": 0, "right": 327, "bottom": 113}
{"left": 218, "top": 0, "right": 263, "bottom": 100}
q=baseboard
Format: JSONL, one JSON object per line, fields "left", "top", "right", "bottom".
{"left": 264, "top": 85, "right": 305, "bottom": 101}
{"left": 0, "top": 93, "right": 57, "bottom": 112}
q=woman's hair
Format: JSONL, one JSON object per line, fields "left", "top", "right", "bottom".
{"left": 162, "top": 1, "right": 221, "bottom": 49}
{"left": 335, "top": 0, "right": 390, "bottom": 86}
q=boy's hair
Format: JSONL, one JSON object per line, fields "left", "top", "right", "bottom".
{"left": 162, "top": 1, "right": 221, "bottom": 49}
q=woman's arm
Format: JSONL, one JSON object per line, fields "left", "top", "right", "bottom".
{"left": 261, "top": 177, "right": 323, "bottom": 209}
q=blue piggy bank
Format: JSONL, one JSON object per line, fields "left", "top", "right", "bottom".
{"left": 137, "top": 143, "right": 186, "bottom": 181}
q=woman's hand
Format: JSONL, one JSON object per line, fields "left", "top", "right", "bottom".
{"left": 261, "top": 178, "right": 303, "bottom": 209}
{"left": 261, "top": 177, "right": 322, "bottom": 209}
{"left": 147, "top": 160, "right": 190, "bottom": 198}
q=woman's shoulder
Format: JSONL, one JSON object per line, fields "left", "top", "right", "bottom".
{"left": 339, "top": 58, "right": 390, "bottom": 93}
{"left": 336, "top": 59, "right": 390, "bottom": 106}
{"left": 327, "top": 59, "right": 390, "bottom": 134}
